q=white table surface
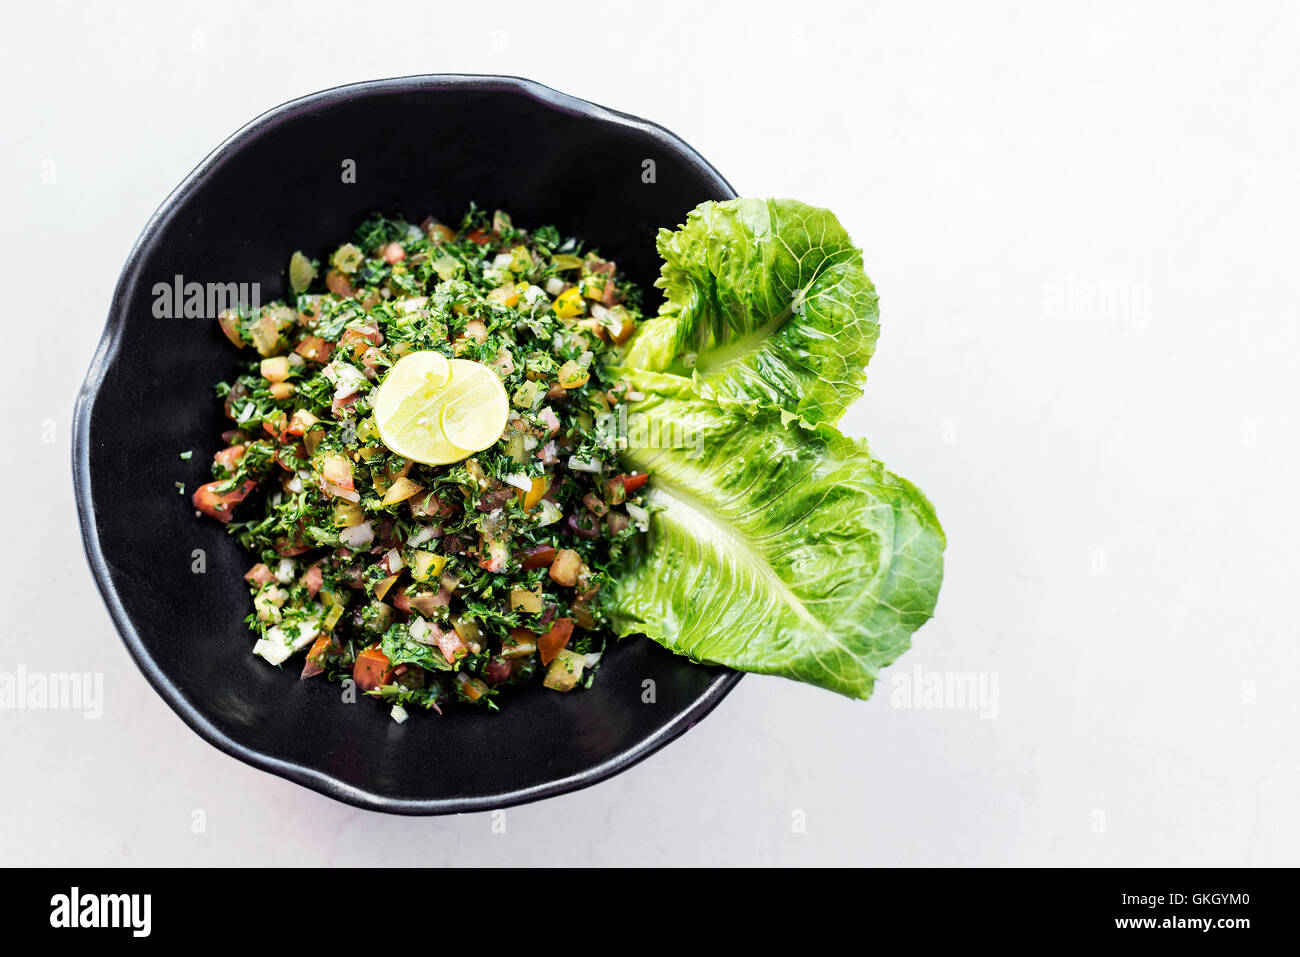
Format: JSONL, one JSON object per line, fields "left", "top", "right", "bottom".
{"left": 2, "top": 0, "right": 1297, "bottom": 866}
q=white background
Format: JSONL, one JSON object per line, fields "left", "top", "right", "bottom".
{"left": 2, "top": 1, "right": 1297, "bottom": 866}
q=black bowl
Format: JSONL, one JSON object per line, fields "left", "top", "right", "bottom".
{"left": 73, "top": 75, "right": 741, "bottom": 814}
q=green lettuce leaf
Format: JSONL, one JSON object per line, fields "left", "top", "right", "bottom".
{"left": 609, "top": 374, "right": 945, "bottom": 699}
{"left": 622, "top": 198, "right": 879, "bottom": 428}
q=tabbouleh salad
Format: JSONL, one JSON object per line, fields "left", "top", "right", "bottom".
{"left": 191, "top": 207, "right": 652, "bottom": 720}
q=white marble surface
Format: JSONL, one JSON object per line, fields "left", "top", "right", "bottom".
{"left": 2, "top": 1, "right": 1297, "bottom": 866}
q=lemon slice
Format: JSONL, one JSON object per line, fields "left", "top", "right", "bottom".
{"left": 373, "top": 351, "right": 451, "bottom": 424}
{"left": 373, "top": 351, "right": 467, "bottom": 465}
{"left": 439, "top": 359, "right": 510, "bottom": 453}
{"left": 373, "top": 353, "right": 508, "bottom": 465}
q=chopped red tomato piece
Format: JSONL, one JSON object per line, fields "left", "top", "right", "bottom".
{"left": 243, "top": 563, "right": 275, "bottom": 587}
{"left": 619, "top": 472, "right": 650, "bottom": 493}
{"left": 300, "top": 635, "right": 333, "bottom": 679}
{"left": 353, "top": 646, "right": 393, "bottom": 692}
{"left": 192, "top": 480, "right": 257, "bottom": 524}
{"left": 538, "top": 618, "right": 574, "bottom": 666}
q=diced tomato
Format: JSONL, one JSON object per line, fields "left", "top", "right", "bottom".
{"left": 294, "top": 335, "right": 331, "bottom": 363}
{"left": 538, "top": 407, "right": 561, "bottom": 435}
{"left": 361, "top": 346, "right": 384, "bottom": 378}
{"left": 325, "top": 269, "right": 353, "bottom": 297}
{"left": 262, "top": 411, "right": 288, "bottom": 443}
{"left": 286, "top": 409, "right": 318, "bottom": 437}
{"left": 457, "top": 673, "right": 489, "bottom": 701}
{"left": 273, "top": 535, "right": 312, "bottom": 557}
{"left": 478, "top": 537, "right": 508, "bottom": 572}
{"left": 436, "top": 629, "right": 467, "bottom": 665}
{"left": 217, "top": 310, "right": 244, "bottom": 347}
{"left": 619, "top": 472, "right": 650, "bottom": 493}
{"left": 381, "top": 242, "right": 406, "bottom": 264}
{"left": 391, "top": 589, "right": 411, "bottom": 614}
{"left": 460, "top": 320, "right": 488, "bottom": 345}
{"left": 466, "top": 228, "right": 490, "bottom": 245}
{"left": 538, "top": 618, "right": 574, "bottom": 666}
{"left": 303, "top": 562, "right": 323, "bottom": 598}
{"left": 214, "top": 444, "right": 246, "bottom": 472}
{"left": 321, "top": 453, "right": 354, "bottom": 491}
{"left": 192, "top": 479, "right": 257, "bottom": 524}
{"left": 296, "top": 295, "right": 326, "bottom": 326}
{"left": 300, "top": 635, "right": 332, "bottom": 679}
{"left": 243, "top": 563, "right": 275, "bottom": 587}
{"left": 331, "top": 391, "right": 360, "bottom": 417}
{"left": 339, "top": 323, "right": 383, "bottom": 354}
{"left": 352, "top": 646, "right": 393, "bottom": 692}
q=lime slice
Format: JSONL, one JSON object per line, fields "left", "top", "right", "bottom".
{"left": 439, "top": 359, "right": 510, "bottom": 453}
{"left": 373, "top": 351, "right": 467, "bottom": 465}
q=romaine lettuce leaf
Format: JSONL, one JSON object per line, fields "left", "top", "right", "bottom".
{"left": 609, "top": 374, "right": 944, "bottom": 699}
{"left": 622, "top": 198, "right": 879, "bottom": 428}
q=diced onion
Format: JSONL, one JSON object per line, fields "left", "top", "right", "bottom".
{"left": 544, "top": 277, "right": 565, "bottom": 296}
{"left": 275, "top": 558, "right": 296, "bottom": 584}
{"left": 394, "top": 297, "right": 428, "bottom": 315}
{"left": 339, "top": 522, "right": 374, "bottom": 548}
{"left": 406, "top": 526, "right": 436, "bottom": 548}
{"left": 626, "top": 502, "right": 650, "bottom": 531}
{"left": 390, "top": 704, "right": 409, "bottom": 724}
{"left": 324, "top": 481, "right": 360, "bottom": 503}
{"left": 502, "top": 472, "right": 533, "bottom": 492}
{"left": 568, "top": 456, "right": 602, "bottom": 473}
{"left": 323, "top": 360, "right": 368, "bottom": 398}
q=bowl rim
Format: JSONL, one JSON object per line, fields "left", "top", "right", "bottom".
{"left": 72, "top": 73, "right": 742, "bottom": 815}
